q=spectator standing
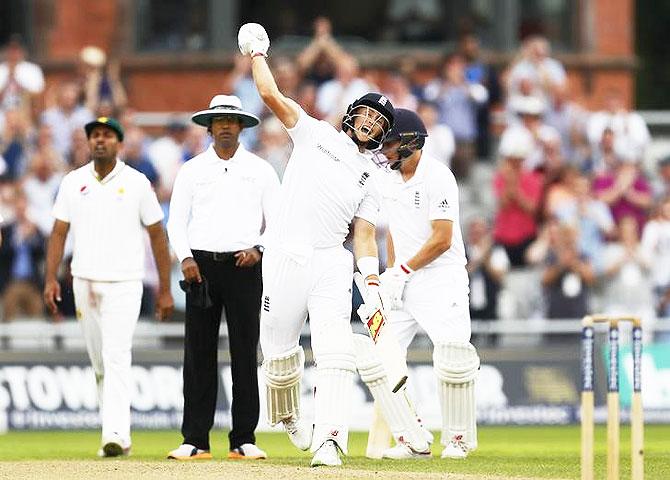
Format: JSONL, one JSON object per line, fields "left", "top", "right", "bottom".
{"left": 21, "top": 151, "right": 63, "bottom": 237}
{"left": 506, "top": 36, "right": 566, "bottom": 107}
{"left": 652, "top": 156, "right": 670, "bottom": 200}
{"left": 417, "top": 101, "right": 455, "bottom": 168}
{"left": 554, "top": 174, "right": 615, "bottom": 273}
{"left": 0, "top": 189, "right": 45, "bottom": 321}
{"left": 543, "top": 84, "right": 588, "bottom": 163}
{"left": 466, "top": 216, "right": 510, "bottom": 324}
{"left": 640, "top": 196, "right": 670, "bottom": 320}
{"left": 167, "top": 95, "right": 279, "bottom": 460}
{"left": 1, "top": 108, "right": 32, "bottom": 180}
{"left": 586, "top": 126, "right": 618, "bottom": 175}
{"left": 255, "top": 116, "right": 291, "bottom": 180}
{"left": 586, "top": 89, "right": 651, "bottom": 154}
{"left": 0, "top": 35, "right": 44, "bottom": 117}
{"left": 122, "top": 127, "right": 160, "bottom": 187}
{"left": 592, "top": 158, "right": 652, "bottom": 233}
{"left": 602, "top": 216, "right": 655, "bottom": 342}
{"left": 458, "top": 32, "right": 501, "bottom": 158}
{"left": 44, "top": 117, "right": 174, "bottom": 456}
{"left": 75, "top": 46, "right": 128, "bottom": 117}
{"left": 383, "top": 72, "right": 418, "bottom": 111}
{"left": 541, "top": 224, "right": 595, "bottom": 320}
{"left": 147, "top": 120, "right": 187, "bottom": 204}
{"left": 316, "top": 55, "right": 374, "bottom": 124}
{"left": 41, "top": 82, "right": 93, "bottom": 159}
{"left": 492, "top": 128, "right": 543, "bottom": 266}
{"left": 424, "top": 53, "right": 488, "bottom": 179}
{"left": 295, "top": 17, "right": 343, "bottom": 87}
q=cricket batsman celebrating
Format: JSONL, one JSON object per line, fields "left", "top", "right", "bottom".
{"left": 371, "top": 109, "right": 479, "bottom": 459}
{"left": 238, "top": 22, "right": 396, "bottom": 466}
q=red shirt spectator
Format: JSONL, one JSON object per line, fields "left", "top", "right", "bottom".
{"left": 493, "top": 156, "right": 544, "bottom": 266}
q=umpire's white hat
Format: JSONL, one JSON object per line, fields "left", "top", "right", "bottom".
{"left": 191, "top": 94, "right": 260, "bottom": 128}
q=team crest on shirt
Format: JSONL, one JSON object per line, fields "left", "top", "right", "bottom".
{"left": 358, "top": 171, "right": 370, "bottom": 188}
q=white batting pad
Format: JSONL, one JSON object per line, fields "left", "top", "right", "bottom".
{"left": 433, "top": 342, "right": 480, "bottom": 449}
{"left": 354, "top": 334, "right": 429, "bottom": 454}
{"left": 310, "top": 352, "right": 357, "bottom": 455}
{"left": 365, "top": 401, "right": 393, "bottom": 459}
{"left": 262, "top": 345, "right": 304, "bottom": 426}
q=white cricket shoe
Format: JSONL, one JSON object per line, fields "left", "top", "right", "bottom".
{"left": 310, "top": 439, "right": 342, "bottom": 467}
{"left": 441, "top": 435, "right": 469, "bottom": 459}
{"left": 228, "top": 443, "right": 267, "bottom": 459}
{"left": 381, "top": 442, "right": 432, "bottom": 460}
{"left": 282, "top": 416, "right": 312, "bottom": 451}
{"left": 167, "top": 443, "right": 213, "bottom": 460}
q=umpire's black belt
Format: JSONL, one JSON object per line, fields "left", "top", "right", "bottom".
{"left": 192, "top": 250, "right": 237, "bottom": 262}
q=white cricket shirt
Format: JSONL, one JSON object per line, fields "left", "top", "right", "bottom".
{"left": 267, "top": 108, "right": 381, "bottom": 257}
{"left": 377, "top": 154, "right": 466, "bottom": 267}
{"left": 52, "top": 160, "right": 164, "bottom": 281}
{"left": 167, "top": 144, "right": 280, "bottom": 262}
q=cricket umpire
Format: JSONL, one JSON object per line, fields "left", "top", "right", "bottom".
{"left": 167, "top": 95, "right": 280, "bottom": 460}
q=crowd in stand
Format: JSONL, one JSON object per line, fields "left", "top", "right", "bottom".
{"left": 0, "top": 20, "right": 668, "bottom": 342}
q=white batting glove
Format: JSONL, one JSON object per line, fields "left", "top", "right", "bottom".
{"left": 356, "top": 276, "right": 389, "bottom": 342}
{"left": 380, "top": 264, "right": 414, "bottom": 310}
{"left": 238, "top": 23, "right": 270, "bottom": 57}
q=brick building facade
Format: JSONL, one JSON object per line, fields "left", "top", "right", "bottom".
{"left": 27, "top": 0, "right": 636, "bottom": 113}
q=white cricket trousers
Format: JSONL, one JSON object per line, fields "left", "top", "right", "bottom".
{"left": 73, "top": 277, "right": 143, "bottom": 447}
{"left": 260, "top": 245, "right": 356, "bottom": 452}
{"left": 388, "top": 265, "right": 471, "bottom": 351}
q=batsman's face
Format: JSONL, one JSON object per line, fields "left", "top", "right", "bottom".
{"left": 351, "top": 106, "right": 388, "bottom": 142}
{"left": 210, "top": 115, "right": 243, "bottom": 148}
{"left": 88, "top": 126, "right": 120, "bottom": 161}
{"left": 380, "top": 139, "right": 401, "bottom": 161}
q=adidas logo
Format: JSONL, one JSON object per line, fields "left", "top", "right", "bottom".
{"left": 438, "top": 198, "right": 449, "bottom": 210}
{"left": 263, "top": 295, "right": 270, "bottom": 312}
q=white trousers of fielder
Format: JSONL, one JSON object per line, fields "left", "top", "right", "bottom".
{"left": 73, "top": 277, "right": 142, "bottom": 448}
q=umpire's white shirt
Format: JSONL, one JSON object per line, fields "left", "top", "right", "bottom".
{"left": 378, "top": 154, "right": 466, "bottom": 267}
{"left": 52, "top": 160, "right": 164, "bottom": 281}
{"left": 167, "top": 144, "right": 280, "bottom": 262}
{"left": 267, "top": 108, "right": 381, "bottom": 258}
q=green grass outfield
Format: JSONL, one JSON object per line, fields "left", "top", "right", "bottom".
{"left": 1, "top": 425, "right": 670, "bottom": 479}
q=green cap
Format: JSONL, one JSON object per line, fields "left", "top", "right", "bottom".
{"left": 84, "top": 117, "right": 124, "bottom": 142}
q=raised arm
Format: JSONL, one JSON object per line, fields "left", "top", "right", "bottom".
{"left": 238, "top": 23, "right": 300, "bottom": 128}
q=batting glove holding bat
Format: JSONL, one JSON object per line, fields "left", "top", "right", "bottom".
{"left": 238, "top": 23, "right": 270, "bottom": 57}
{"left": 380, "top": 264, "right": 414, "bottom": 310}
{"left": 354, "top": 273, "right": 390, "bottom": 343}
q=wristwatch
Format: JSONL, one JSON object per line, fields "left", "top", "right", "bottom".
{"left": 253, "top": 244, "right": 265, "bottom": 255}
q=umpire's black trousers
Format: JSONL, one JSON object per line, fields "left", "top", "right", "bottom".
{"left": 182, "top": 250, "right": 262, "bottom": 451}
